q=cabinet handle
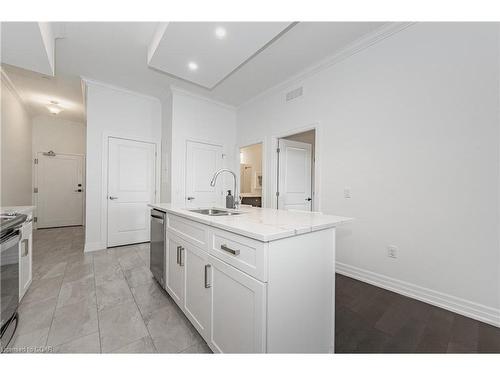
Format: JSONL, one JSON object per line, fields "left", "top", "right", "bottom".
{"left": 204, "top": 264, "right": 211, "bottom": 288}
{"left": 21, "top": 239, "right": 29, "bottom": 257}
{"left": 220, "top": 244, "right": 240, "bottom": 256}
{"left": 176, "top": 246, "right": 181, "bottom": 265}
{"left": 179, "top": 247, "right": 184, "bottom": 266}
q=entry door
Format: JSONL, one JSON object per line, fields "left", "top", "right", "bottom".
{"left": 277, "top": 139, "right": 312, "bottom": 211}
{"left": 107, "top": 137, "right": 156, "bottom": 247}
{"left": 37, "top": 153, "right": 84, "bottom": 228}
{"left": 185, "top": 141, "right": 222, "bottom": 207}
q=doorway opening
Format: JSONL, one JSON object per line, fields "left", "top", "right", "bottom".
{"left": 239, "top": 143, "right": 263, "bottom": 207}
{"left": 277, "top": 129, "right": 316, "bottom": 211}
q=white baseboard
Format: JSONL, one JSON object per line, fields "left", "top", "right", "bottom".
{"left": 84, "top": 241, "right": 107, "bottom": 253}
{"left": 336, "top": 261, "right": 500, "bottom": 328}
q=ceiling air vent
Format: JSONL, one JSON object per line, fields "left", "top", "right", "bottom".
{"left": 285, "top": 86, "right": 303, "bottom": 102}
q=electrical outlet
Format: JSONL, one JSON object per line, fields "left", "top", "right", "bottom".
{"left": 387, "top": 245, "right": 398, "bottom": 259}
{"left": 344, "top": 188, "right": 351, "bottom": 198}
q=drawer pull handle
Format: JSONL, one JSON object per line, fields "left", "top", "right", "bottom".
{"left": 220, "top": 244, "right": 240, "bottom": 256}
{"left": 204, "top": 264, "right": 211, "bottom": 288}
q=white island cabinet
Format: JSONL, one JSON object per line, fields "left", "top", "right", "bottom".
{"left": 149, "top": 204, "right": 351, "bottom": 353}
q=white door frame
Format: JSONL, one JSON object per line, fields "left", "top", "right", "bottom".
{"left": 237, "top": 138, "right": 267, "bottom": 208}
{"left": 32, "top": 151, "right": 86, "bottom": 229}
{"left": 270, "top": 123, "right": 321, "bottom": 211}
{"left": 101, "top": 132, "right": 161, "bottom": 248}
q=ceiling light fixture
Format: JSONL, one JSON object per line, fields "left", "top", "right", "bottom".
{"left": 47, "top": 100, "right": 62, "bottom": 115}
{"left": 215, "top": 27, "right": 227, "bottom": 39}
{"left": 188, "top": 61, "right": 198, "bottom": 71}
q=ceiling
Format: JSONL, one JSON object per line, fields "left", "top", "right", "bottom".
{"left": 148, "top": 22, "right": 293, "bottom": 88}
{"left": 2, "top": 22, "right": 386, "bottom": 122}
{"left": 2, "top": 64, "right": 84, "bottom": 122}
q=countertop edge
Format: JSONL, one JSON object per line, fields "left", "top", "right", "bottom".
{"left": 148, "top": 204, "right": 353, "bottom": 242}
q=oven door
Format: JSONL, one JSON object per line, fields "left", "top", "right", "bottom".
{"left": 0, "top": 229, "right": 21, "bottom": 351}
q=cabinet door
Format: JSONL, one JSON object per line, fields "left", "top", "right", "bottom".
{"left": 184, "top": 244, "right": 211, "bottom": 340}
{"left": 165, "top": 236, "right": 184, "bottom": 306}
{"left": 19, "top": 225, "right": 33, "bottom": 301}
{"left": 208, "top": 255, "right": 267, "bottom": 353}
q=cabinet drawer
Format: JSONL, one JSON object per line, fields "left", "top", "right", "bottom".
{"left": 167, "top": 214, "right": 208, "bottom": 250}
{"left": 209, "top": 228, "right": 267, "bottom": 282}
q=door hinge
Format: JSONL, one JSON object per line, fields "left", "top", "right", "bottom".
{"left": 276, "top": 148, "right": 280, "bottom": 153}
{"left": 33, "top": 217, "right": 38, "bottom": 223}
{"left": 34, "top": 158, "right": 38, "bottom": 164}
{"left": 33, "top": 187, "right": 38, "bottom": 193}
{"left": 276, "top": 191, "right": 280, "bottom": 197}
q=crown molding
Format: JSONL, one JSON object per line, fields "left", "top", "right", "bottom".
{"left": 169, "top": 85, "right": 237, "bottom": 111}
{"left": 80, "top": 76, "right": 161, "bottom": 103}
{"left": 1, "top": 66, "right": 31, "bottom": 114}
{"left": 239, "top": 22, "right": 416, "bottom": 109}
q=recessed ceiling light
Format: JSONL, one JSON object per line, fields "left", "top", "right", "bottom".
{"left": 215, "top": 27, "right": 227, "bottom": 39}
{"left": 188, "top": 62, "right": 198, "bottom": 71}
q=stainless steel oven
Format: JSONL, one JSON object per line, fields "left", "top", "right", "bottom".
{"left": 150, "top": 209, "right": 165, "bottom": 288}
{"left": 0, "top": 213, "right": 26, "bottom": 352}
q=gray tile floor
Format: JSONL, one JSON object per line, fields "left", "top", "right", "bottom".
{"left": 7, "top": 226, "right": 211, "bottom": 353}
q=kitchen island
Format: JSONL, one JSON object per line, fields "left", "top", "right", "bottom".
{"left": 149, "top": 203, "right": 351, "bottom": 353}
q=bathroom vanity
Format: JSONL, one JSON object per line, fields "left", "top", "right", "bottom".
{"left": 148, "top": 203, "right": 351, "bottom": 353}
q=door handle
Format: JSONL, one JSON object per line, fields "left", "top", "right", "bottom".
{"left": 179, "top": 247, "right": 184, "bottom": 267}
{"left": 109, "top": 196, "right": 118, "bottom": 200}
{"left": 74, "top": 189, "right": 83, "bottom": 192}
{"left": 305, "top": 197, "right": 312, "bottom": 201}
{"left": 186, "top": 196, "right": 195, "bottom": 201}
{"left": 176, "top": 245, "right": 181, "bottom": 265}
{"left": 204, "top": 264, "right": 211, "bottom": 288}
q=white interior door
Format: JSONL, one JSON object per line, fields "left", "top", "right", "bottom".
{"left": 107, "top": 137, "right": 156, "bottom": 247}
{"left": 185, "top": 141, "right": 223, "bottom": 207}
{"left": 277, "top": 139, "right": 312, "bottom": 211}
{"left": 37, "top": 153, "right": 84, "bottom": 228}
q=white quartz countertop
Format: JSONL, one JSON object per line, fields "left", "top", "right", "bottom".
{"left": 149, "top": 203, "right": 352, "bottom": 242}
{"left": 0, "top": 206, "right": 35, "bottom": 215}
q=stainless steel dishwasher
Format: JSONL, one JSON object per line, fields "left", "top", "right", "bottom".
{"left": 150, "top": 209, "right": 165, "bottom": 288}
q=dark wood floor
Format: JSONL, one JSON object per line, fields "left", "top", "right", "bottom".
{"left": 335, "top": 274, "right": 500, "bottom": 353}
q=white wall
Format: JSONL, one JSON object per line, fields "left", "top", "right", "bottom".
{"left": 160, "top": 93, "right": 173, "bottom": 202}
{"left": 1, "top": 71, "right": 32, "bottom": 206}
{"left": 84, "top": 80, "right": 161, "bottom": 252}
{"left": 237, "top": 23, "right": 500, "bottom": 325}
{"left": 169, "top": 88, "right": 237, "bottom": 205}
{"left": 32, "top": 115, "right": 85, "bottom": 155}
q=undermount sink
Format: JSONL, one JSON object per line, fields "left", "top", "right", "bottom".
{"left": 188, "top": 208, "right": 243, "bottom": 216}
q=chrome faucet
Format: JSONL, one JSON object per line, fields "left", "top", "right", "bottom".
{"left": 210, "top": 169, "right": 239, "bottom": 209}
